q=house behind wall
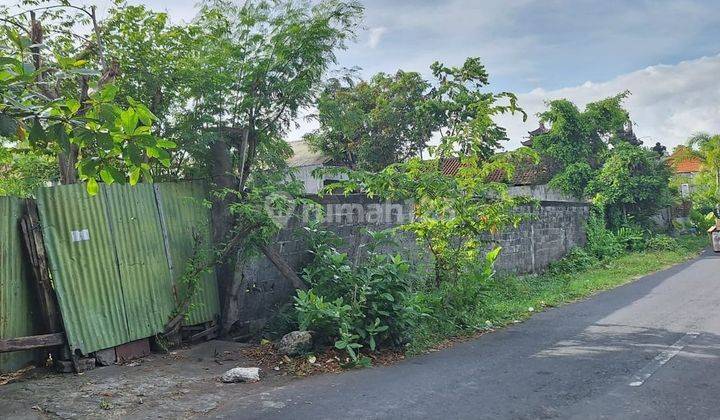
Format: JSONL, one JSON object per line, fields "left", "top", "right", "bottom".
{"left": 287, "top": 140, "right": 347, "bottom": 194}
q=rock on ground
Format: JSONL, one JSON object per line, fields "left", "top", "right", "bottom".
{"left": 95, "top": 348, "right": 117, "bottom": 366}
{"left": 221, "top": 367, "right": 260, "bottom": 383}
{"left": 277, "top": 331, "right": 313, "bottom": 356}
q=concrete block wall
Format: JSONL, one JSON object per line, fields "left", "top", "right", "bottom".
{"left": 234, "top": 192, "right": 589, "bottom": 325}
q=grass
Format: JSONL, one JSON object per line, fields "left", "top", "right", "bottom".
{"left": 408, "top": 234, "right": 708, "bottom": 353}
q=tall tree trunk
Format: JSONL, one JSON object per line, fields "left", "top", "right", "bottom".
{"left": 210, "top": 129, "right": 239, "bottom": 333}
{"left": 58, "top": 145, "right": 79, "bottom": 184}
{"left": 58, "top": 76, "right": 91, "bottom": 184}
{"left": 28, "top": 10, "right": 79, "bottom": 185}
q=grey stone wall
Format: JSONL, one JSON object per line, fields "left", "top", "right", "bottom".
{"left": 491, "top": 203, "right": 590, "bottom": 273}
{"left": 234, "top": 193, "right": 589, "bottom": 326}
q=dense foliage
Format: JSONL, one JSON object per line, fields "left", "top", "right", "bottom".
{"left": 677, "top": 133, "right": 720, "bottom": 222}
{"left": 1, "top": 1, "right": 703, "bottom": 367}
{"left": 319, "top": 58, "right": 532, "bottom": 285}
{"left": 306, "top": 71, "right": 437, "bottom": 171}
{"left": 0, "top": 148, "right": 56, "bottom": 196}
{"left": 533, "top": 93, "right": 636, "bottom": 197}
{"left": 588, "top": 142, "right": 672, "bottom": 228}
{"left": 0, "top": 1, "right": 174, "bottom": 193}
{"left": 531, "top": 93, "right": 672, "bottom": 229}
{"left": 309, "top": 57, "right": 525, "bottom": 170}
{"left": 294, "top": 228, "right": 420, "bottom": 365}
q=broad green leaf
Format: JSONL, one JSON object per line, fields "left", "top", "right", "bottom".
{"left": 28, "top": 119, "right": 45, "bottom": 147}
{"left": 49, "top": 123, "right": 70, "bottom": 150}
{"left": 99, "top": 168, "right": 115, "bottom": 185}
{"left": 486, "top": 246, "right": 502, "bottom": 264}
{"left": 96, "top": 84, "right": 119, "bottom": 102}
{"left": 96, "top": 132, "right": 114, "bottom": 150}
{"left": 129, "top": 167, "right": 141, "bottom": 185}
{"left": 120, "top": 108, "right": 139, "bottom": 134}
{"left": 134, "top": 103, "right": 157, "bottom": 125}
{"left": 0, "top": 57, "right": 22, "bottom": 68}
{"left": 86, "top": 178, "right": 99, "bottom": 196}
{"left": 65, "top": 99, "right": 80, "bottom": 114}
{"left": 79, "top": 159, "right": 99, "bottom": 178}
{"left": 108, "top": 166, "right": 126, "bottom": 184}
{"left": 156, "top": 139, "right": 177, "bottom": 148}
{"left": 98, "top": 103, "right": 118, "bottom": 124}
{"left": 124, "top": 143, "right": 143, "bottom": 166}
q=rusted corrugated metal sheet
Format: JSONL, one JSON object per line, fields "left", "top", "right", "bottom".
{"left": 0, "top": 197, "right": 38, "bottom": 372}
{"left": 155, "top": 182, "right": 219, "bottom": 325}
{"left": 103, "top": 184, "right": 175, "bottom": 341}
{"left": 36, "top": 185, "right": 130, "bottom": 354}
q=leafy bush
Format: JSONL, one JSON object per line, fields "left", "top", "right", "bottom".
{"left": 548, "top": 247, "right": 598, "bottom": 274}
{"left": 427, "top": 248, "right": 500, "bottom": 330}
{"left": 645, "top": 234, "right": 678, "bottom": 251}
{"left": 293, "top": 228, "right": 419, "bottom": 366}
{"left": 588, "top": 142, "right": 673, "bottom": 230}
{"left": 690, "top": 209, "right": 714, "bottom": 232}
{"left": 616, "top": 226, "right": 647, "bottom": 251}
{"left": 585, "top": 211, "right": 622, "bottom": 260}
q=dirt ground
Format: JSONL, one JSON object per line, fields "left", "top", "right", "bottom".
{"left": 0, "top": 340, "right": 307, "bottom": 419}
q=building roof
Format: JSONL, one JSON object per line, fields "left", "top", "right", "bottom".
{"left": 528, "top": 122, "right": 549, "bottom": 137}
{"left": 287, "top": 140, "right": 331, "bottom": 167}
{"left": 667, "top": 146, "right": 703, "bottom": 174}
{"left": 441, "top": 157, "right": 462, "bottom": 176}
{"left": 521, "top": 122, "right": 549, "bottom": 147}
{"left": 441, "top": 155, "right": 558, "bottom": 186}
{"left": 672, "top": 157, "right": 703, "bottom": 173}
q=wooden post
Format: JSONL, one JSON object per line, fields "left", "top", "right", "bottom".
{"left": 260, "top": 244, "right": 308, "bottom": 290}
{"left": 20, "top": 199, "right": 65, "bottom": 351}
{"left": 0, "top": 333, "right": 65, "bottom": 353}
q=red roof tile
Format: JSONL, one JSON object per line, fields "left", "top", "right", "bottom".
{"left": 440, "top": 156, "right": 558, "bottom": 186}
{"left": 673, "top": 158, "right": 702, "bottom": 173}
{"left": 667, "top": 146, "right": 703, "bottom": 174}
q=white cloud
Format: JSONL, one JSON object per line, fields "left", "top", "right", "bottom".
{"left": 366, "top": 27, "right": 387, "bottom": 49}
{"left": 496, "top": 54, "right": 720, "bottom": 151}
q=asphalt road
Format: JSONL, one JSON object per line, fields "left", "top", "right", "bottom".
{"left": 216, "top": 249, "right": 720, "bottom": 419}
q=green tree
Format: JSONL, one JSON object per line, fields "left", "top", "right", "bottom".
{"left": 532, "top": 92, "right": 636, "bottom": 198}
{"left": 306, "top": 70, "right": 438, "bottom": 170}
{"left": 430, "top": 57, "right": 525, "bottom": 160}
{"left": 321, "top": 58, "right": 532, "bottom": 285}
{"left": 688, "top": 133, "right": 720, "bottom": 200}
{"left": 0, "top": 148, "right": 57, "bottom": 196}
{"left": 101, "top": 2, "right": 196, "bottom": 178}
{"left": 674, "top": 133, "right": 720, "bottom": 217}
{"left": 587, "top": 142, "right": 672, "bottom": 229}
{"left": 175, "top": 0, "right": 363, "bottom": 332}
{"left": 0, "top": 1, "right": 173, "bottom": 193}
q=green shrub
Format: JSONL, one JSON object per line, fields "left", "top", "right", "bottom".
{"left": 690, "top": 209, "right": 714, "bottom": 232}
{"left": 294, "top": 228, "right": 420, "bottom": 366}
{"left": 405, "top": 248, "right": 501, "bottom": 351}
{"left": 427, "top": 248, "right": 499, "bottom": 330}
{"left": 548, "top": 247, "right": 598, "bottom": 274}
{"left": 645, "top": 234, "right": 679, "bottom": 251}
{"left": 586, "top": 211, "right": 622, "bottom": 259}
{"left": 616, "top": 226, "right": 647, "bottom": 251}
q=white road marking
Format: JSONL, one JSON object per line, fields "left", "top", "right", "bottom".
{"left": 628, "top": 332, "right": 700, "bottom": 387}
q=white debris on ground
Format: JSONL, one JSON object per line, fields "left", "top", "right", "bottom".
{"left": 221, "top": 367, "right": 261, "bottom": 383}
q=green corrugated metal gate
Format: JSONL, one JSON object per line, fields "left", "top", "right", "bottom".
{"left": 36, "top": 182, "right": 219, "bottom": 355}
{"left": 155, "top": 183, "right": 219, "bottom": 326}
{"left": 0, "top": 197, "right": 39, "bottom": 372}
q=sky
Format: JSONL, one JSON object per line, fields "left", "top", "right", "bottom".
{"left": 89, "top": 0, "right": 720, "bottom": 150}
